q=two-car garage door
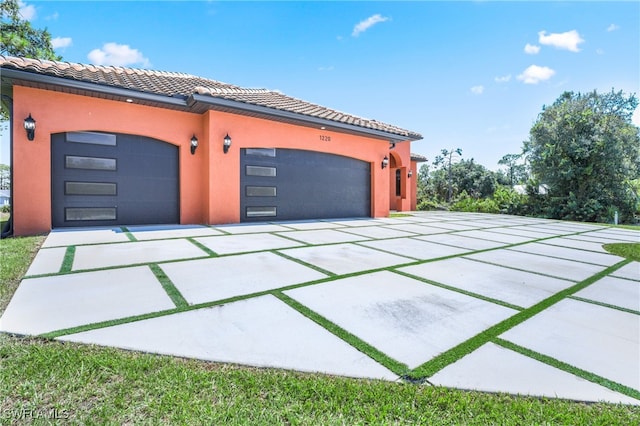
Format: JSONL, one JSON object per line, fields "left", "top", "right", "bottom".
{"left": 51, "top": 132, "right": 179, "bottom": 228}
{"left": 240, "top": 148, "right": 371, "bottom": 222}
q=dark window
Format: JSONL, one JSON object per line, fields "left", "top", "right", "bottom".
{"left": 65, "top": 207, "right": 117, "bottom": 221}
{"left": 65, "top": 182, "right": 117, "bottom": 196}
{"left": 396, "top": 169, "right": 402, "bottom": 196}
{"left": 65, "top": 156, "right": 116, "bottom": 171}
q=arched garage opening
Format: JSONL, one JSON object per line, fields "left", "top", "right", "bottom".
{"left": 240, "top": 148, "right": 371, "bottom": 221}
{"left": 51, "top": 132, "right": 179, "bottom": 227}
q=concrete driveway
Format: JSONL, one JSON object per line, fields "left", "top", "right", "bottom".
{"left": 1, "top": 212, "right": 638, "bottom": 404}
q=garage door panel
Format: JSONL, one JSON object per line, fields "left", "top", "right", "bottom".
{"left": 241, "top": 148, "right": 370, "bottom": 222}
{"left": 52, "top": 132, "right": 179, "bottom": 227}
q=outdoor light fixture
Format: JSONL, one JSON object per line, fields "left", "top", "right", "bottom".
{"left": 389, "top": 142, "right": 396, "bottom": 150}
{"left": 24, "top": 114, "right": 36, "bottom": 141}
{"left": 408, "top": 170, "right": 413, "bottom": 178}
{"left": 223, "top": 133, "right": 232, "bottom": 154}
{"left": 381, "top": 156, "right": 389, "bottom": 169}
{"left": 190, "top": 135, "right": 198, "bottom": 155}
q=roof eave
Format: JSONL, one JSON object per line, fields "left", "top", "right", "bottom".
{"left": 1, "top": 67, "right": 423, "bottom": 143}
{"left": 1, "top": 68, "right": 189, "bottom": 109}
{"left": 189, "top": 93, "right": 422, "bottom": 143}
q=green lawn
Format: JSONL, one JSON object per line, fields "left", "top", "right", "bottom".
{"left": 1, "top": 236, "right": 639, "bottom": 424}
{"left": 603, "top": 243, "right": 640, "bottom": 262}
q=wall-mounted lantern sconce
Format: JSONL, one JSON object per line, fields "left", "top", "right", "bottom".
{"left": 223, "top": 133, "right": 232, "bottom": 154}
{"left": 190, "top": 135, "right": 198, "bottom": 155}
{"left": 389, "top": 142, "right": 396, "bottom": 150}
{"left": 381, "top": 156, "right": 389, "bottom": 169}
{"left": 408, "top": 170, "right": 413, "bottom": 178}
{"left": 24, "top": 114, "right": 36, "bottom": 141}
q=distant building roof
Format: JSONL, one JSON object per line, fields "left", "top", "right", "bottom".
{"left": 1, "top": 55, "right": 422, "bottom": 142}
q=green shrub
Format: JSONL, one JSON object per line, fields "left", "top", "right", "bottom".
{"left": 493, "top": 186, "right": 527, "bottom": 215}
{"left": 417, "top": 199, "right": 442, "bottom": 211}
{"left": 1, "top": 204, "right": 9, "bottom": 213}
{"left": 450, "top": 191, "right": 499, "bottom": 213}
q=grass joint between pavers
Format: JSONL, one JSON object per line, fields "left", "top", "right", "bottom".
{"left": 407, "top": 259, "right": 632, "bottom": 381}
{"left": 149, "top": 263, "right": 189, "bottom": 309}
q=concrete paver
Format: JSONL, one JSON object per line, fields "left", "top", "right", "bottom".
{"left": 338, "top": 225, "right": 418, "bottom": 239}
{"left": 41, "top": 228, "right": 130, "bottom": 247}
{"left": 72, "top": 239, "right": 208, "bottom": 270}
{"left": 508, "top": 242, "right": 621, "bottom": 267}
{"left": 382, "top": 224, "right": 452, "bottom": 236}
{"left": 398, "top": 257, "right": 574, "bottom": 308}
{"left": 277, "top": 229, "right": 369, "bottom": 245}
{"left": 540, "top": 237, "right": 612, "bottom": 253}
{"left": 466, "top": 250, "right": 606, "bottom": 281}
{"left": 59, "top": 295, "right": 397, "bottom": 380}
{"left": 129, "top": 225, "right": 224, "bottom": 241}
{"left": 280, "top": 243, "right": 413, "bottom": 275}
{"left": 359, "top": 237, "right": 469, "bottom": 261}
{"left": 194, "top": 233, "right": 303, "bottom": 255}
{"left": 612, "top": 262, "right": 639, "bottom": 281}
{"left": 573, "top": 276, "right": 639, "bottom": 312}
{"left": 25, "top": 247, "right": 67, "bottom": 276}
{"left": 214, "top": 223, "right": 292, "bottom": 234}
{"left": 414, "top": 233, "right": 506, "bottom": 251}
{"left": 160, "top": 252, "right": 327, "bottom": 305}
{"left": 0, "top": 266, "right": 175, "bottom": 335}
{"left": 501, "top": 298, "right": 640, "bottom": 391}
{"left": 285, "top": 271, "right": 516, "bottom": 369}
{"left": 429, "top": 343, "right": 639, "bottom": 404}
{"left": 453, "top": 230, "right": 533, "bottom": 244}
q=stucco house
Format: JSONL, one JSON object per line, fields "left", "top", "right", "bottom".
{"left": 0, "top": 56, "right": 424, "bottom": 236}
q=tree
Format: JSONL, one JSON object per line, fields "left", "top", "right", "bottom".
{"left": 498, "top": 153, "right": 527, "bottom": 186}
{"left": 524, "top": 89, "right": 640, "bottom": 223}
{"left": 1, "top": 0, "right": 60, "bottom": 59}
{"left": 0, "top": 164, "right": 9, "bottom": 190}
{"left": 433, "top": 148, "right": 462, "bottom": 202}
{"left": 1, "top": 0, "right": 60, "bottom": 120}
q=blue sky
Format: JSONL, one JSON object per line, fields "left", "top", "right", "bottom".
{"left": 2, "top": 1, "right": 639, "bottom": 170}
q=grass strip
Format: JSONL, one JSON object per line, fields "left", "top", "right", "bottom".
{"left": 493, "top": 338, "right": 640, "bottom": 401}
{"left": 273, "top": 292, "right": 410, "bottom": 377}
{"left": 149, "top": 264, "right": 189, "bottom": 309}
{"left": 59, "top": 245, "right": 76, "bottom": 273}
{"left": 392, "top": 270, "right": 525, "bottom": 311}
{"left": 187, "top": 237, "right": 218, "bottom": 257}
{"left": 603, "top": 242, "right": 640, "bottom": 261}
{"left": 568, "top": 295, "right": 640, "bottom": 316}
{"left": 120, "top": 226, "right": 137, "bottom": 242}
{"left": 408, "top": 259, "right": 632, "bottom": 380}
{"left": 272, "top": 250, "right": 337, "bottom": 277}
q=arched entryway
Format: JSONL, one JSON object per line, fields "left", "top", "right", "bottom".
{"left": 388, "top": 152, "right": 407, "bottom": 211}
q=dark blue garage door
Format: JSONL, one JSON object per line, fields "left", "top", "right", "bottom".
{"left": 51, "top": 132, "right": 179, "bottom": 227}
{"left": 240, "top": 148, "right": 371, "bottom": 222}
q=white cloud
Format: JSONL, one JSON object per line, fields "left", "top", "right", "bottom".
{"left": 607, "top": 24, "right": 620, "bottom": 32}
{"left": 517, "top": 65, "right": 555, "bottom": 84}
{"left": 538, "top": 30, "right": 584, "bottom": 52}
{"left": 352, "top": 14, "right": 389, "bottom": 37}
{"left": 51, "top": 37, "right": 72, "bottom": 49}
{"left": 45, "top": 12, "right": 59, "bottom": 21}
{"left": 470, "top": 85, "right": 484, "bottom": 95}
{"left": 18, "top": 1, "right": 36, "bottom": 20}
{"left": 494, "top": 74, "right": 511, "bottom": 83}
{"left": 596, "top": 48, "right": 605, "bottom": 55}
{"left": 524, "top": 43, "right": 540, "bottom": 55}
{"left": 88, "top": 43, "right": 151, "bottom": 67}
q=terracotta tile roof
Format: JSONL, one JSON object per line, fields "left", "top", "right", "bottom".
{"left": 1, "top": 55, "right": 422, "bottom": 140}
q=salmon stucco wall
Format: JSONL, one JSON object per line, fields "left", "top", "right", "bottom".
{"left": 11, "top": 85, "right": 413, "bottom": 235}
{"left": 11, "top": 86, "right": 204, "bottom": 235}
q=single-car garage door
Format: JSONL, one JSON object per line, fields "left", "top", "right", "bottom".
{"left": 51, "top": 132, "right": 179, "bottom": 227}
{"left": 240, "top": 148, "right": 371, "bottom": 222}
